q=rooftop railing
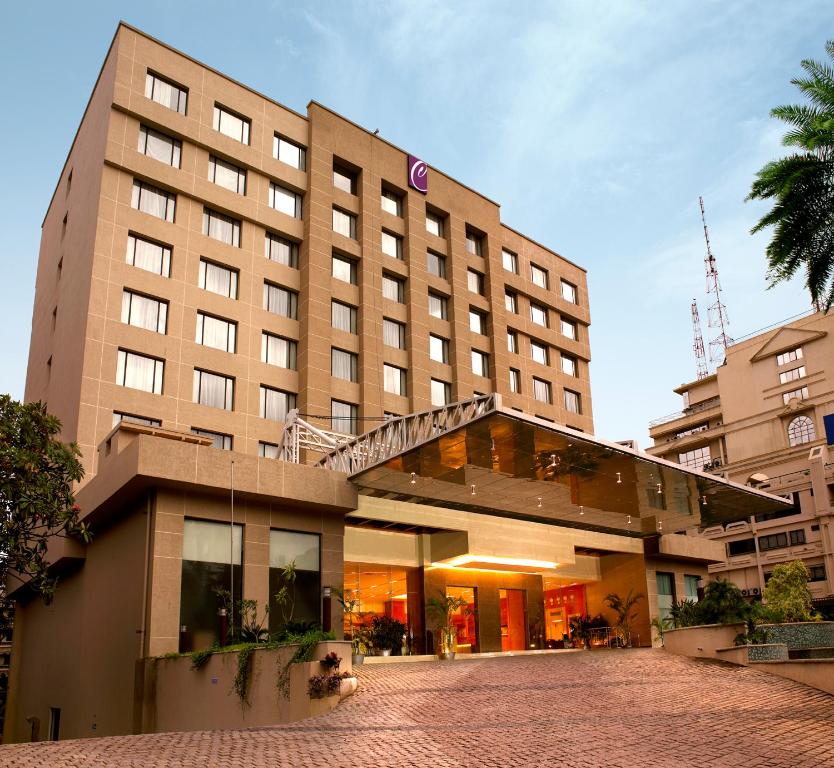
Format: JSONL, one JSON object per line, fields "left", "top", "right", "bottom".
{"left": 648, "top": 396, "right": 722, "bottom": 429}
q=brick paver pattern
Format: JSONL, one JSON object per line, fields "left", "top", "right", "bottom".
{"left": 2, "top": 649, "right": 834, "bottom": 767}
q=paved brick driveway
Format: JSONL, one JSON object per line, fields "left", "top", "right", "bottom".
{"left": 3, "top": 649, "right": 834, "bottom": 767}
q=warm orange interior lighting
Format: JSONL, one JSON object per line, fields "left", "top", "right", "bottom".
{"left": 445, "top": 554, "right": 559, "bottom": 569}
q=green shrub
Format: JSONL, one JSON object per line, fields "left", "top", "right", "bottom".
{"left": 695, "top": 578, "right": 751, "bottom": 625}
{"left": 762, "top": 561, "right": 816, "bottom": 622}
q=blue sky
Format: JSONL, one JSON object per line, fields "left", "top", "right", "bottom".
{"left": 0, "top": 1, "right": 830, "bottom": 445}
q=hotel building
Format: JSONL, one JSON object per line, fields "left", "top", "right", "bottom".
{"left": 5, "top": 23, "right": 791, "bottom": 742}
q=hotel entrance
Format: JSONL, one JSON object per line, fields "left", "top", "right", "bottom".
{"left": 447, "top": 586, "right": 478, "bottom": 653}
{"left": 499, "top": 588, "right": 527, "bottom": 651}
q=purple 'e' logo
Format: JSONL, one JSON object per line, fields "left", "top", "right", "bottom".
{"left": 408, "top": 155, "right": 428, "bottom": 194}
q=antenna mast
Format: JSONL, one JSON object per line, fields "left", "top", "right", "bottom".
{"left": 700, "top": 196, "right": 733, "bottom": 364}
{"left": 691, "top": 299, "right": 709, "bottom": 379}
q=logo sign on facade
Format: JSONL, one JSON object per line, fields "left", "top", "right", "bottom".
{"left": 408, "top": 155, "right": 428, "bottom": 194}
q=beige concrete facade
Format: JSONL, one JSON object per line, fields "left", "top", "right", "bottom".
{"left": 648, "top": 311, "right": 834, "bottom": 606}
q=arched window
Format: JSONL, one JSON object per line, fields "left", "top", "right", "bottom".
{"left": 787, "top": 415, "right": 816, "bottom": 447}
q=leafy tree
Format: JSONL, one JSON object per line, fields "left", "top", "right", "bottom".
{"left": 0, "top": 396, "right": 89, "bottom": 612}
{"left": 762, "top": 560, "right": 816, "bottom": 622}
{"left": 695, "top": 578, "right": 750, "bottom": 625}
{"left": 604, "top": 588, "right": 644, "bottom": 645}
{"left": 747, "top": 40, "right": 834, "bottom": 310}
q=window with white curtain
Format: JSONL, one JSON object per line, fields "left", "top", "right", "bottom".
{"left": 261, "top": 333, "right": 297, "bottom": 369}
{"left": 531, "top": 264, "right": 548, "bottom": 289}
{"left": 383, "top": 318, "right": 406, "bottom": 349}
{"left": 382, "top": 230, "right": 403, "bottom": 260}
{"left": 203, "top": 208, "right": 241, "bottom": 247}
{"left": 509, "top": 368, "right": 521, "bottom": 393}
{"left": 333, "top": 208, "right": 356, "bottom": 239}
{"left": 331, "top": 348, "right": 358, "bottom": 382}
{"left": 332, "top": 301, "right": 357, "bottom": 333}
{"left": 332, "top": 253, "right": 357, "bottom": 284}
{"left": 265, "top": 232, "right": 298, "bottom": 268}
{"left": 269, "top": 183, "right": 302, "bottom": 218}
{"left": 138, "top": 126, "right": 181, "bottom": 167}
{"left": 208, "top": 155, "right": 246, "bottom": 195}
{"left": 384, "top": 364, "right": 407, "bottom": 396}
{"left": 505, "top": 291, "right": 518, "bottom": 313}
{"left": 502, "top": 249, "right": 518, "bottom": 274}
{"left": 427, "top": 251, "right": 446, "bottom": 278}
{"left": 333, "top": 165, "right": 357, "bottom": 194}
{"left": 507, "top": 330, "right": 518, "bottom": 353}
{"left": 471, "top": 350, "right": 489, "bottom": 377}
{"left": 429, "top": 334, "right": 449, "bottom": 363}
{"left": 426, "top": 212, "right": 444, "bottom": 237}
{"left": 127, "top": 234, "right": 171, "bottom": 277}
{"left": 331, "top": 400, "right": 358, "bottom": 435}
{"left": 561, "top": 354, "right": 578, "bottom": 377}
{"left": 145, "top": 72, "right": 187, "bottom": 114}
{"left": 469, "top": 309, "right": 487, "bottom": 335}
{"left": 776, "top": 347, "right": 802, "bottom": 366}
{"left": 191, "top": 428, "right": 232, "bottom": 450}
{"left": 264, "top": 282, "right": 298, "bottom": 319}
{"left": 132, "top": 180, "right": 175, "bottom": 222}
{"left": 382, "top": 274, "right": 404, "bottom": 302}
{"left": 213, "top": 104, "right": 250, "bottom": 144}
{"left": 259, "top": 442, "right": 280, "bottom": 458}
{"left": 381, "top": 188, "right": 403, "bottom": 216}
{"left": 116, "top": 350, "right": 164, "bottom": 394}
{"left": 530, "top": 340, "right": 548, "bottom": 365}
{"left": 530, "top": 303, "right": 548, "bottom": 328}
{"left": 533, "top": 377, "right": 551, "bottom": 404}
{"left": 465, "top": 229, "right": 483, "bottom": 256}
{"left": 428, "top": 292, "right": 447, "bottom": 319}
{"left": 193, "top": 369, "right": 234, "bottom": 410}
{"left": 195, "top": 312, "right": 236, "bottom": 353}
{"left": 199, "top": 259, "right": 238, "bottom": 299}
{"left": 779, "top": 366, "right": 806, "bottom": 384}
{"left": 430, "top": 378, "right": 451, "bottom": 406}
{"left": 468, "top": 270, "right": 485, "bottom": 295}
{"left": 564, "top": 388, "right": 581, "bottom": 414}
{"left": 260, "top": 386, "right": 296, "bottom": 421}
{"left": 561, "top": 318, "right": 577, "bottom": 340}
{"left": 273, "top": 134, "right": 306, "bottom": 170}
{"left": 561, "top": 280, "right": 577, "bottom": 304}
{"left": 121, "top": 290, "right": 167, "bottom": 334}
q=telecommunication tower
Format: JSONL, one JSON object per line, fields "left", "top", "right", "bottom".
{"left": 699, "top": 196, "right": 733, "bottom": 364}
{"left": 691, "top": 299, "right": 709, "bottom": 379}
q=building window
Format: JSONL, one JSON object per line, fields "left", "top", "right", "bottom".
{"left": 429, "top": 334, "right": 449, "bottom": 363}
{"left": 656, "top": 572, "right": 676, "bottom": 623}
{"left": 465, "top": 229, "right": 483, "bottom": 256}
{"left": 261, "top": 332, "right": 297, "bottom": 369}
{"left": 145, "top": 71, "right": 187, "bottom": 114}
{"left": 180, "top": 519, "right": 242, "bottom": 649}
{"left": 468, "top": 269, "right": 485, "bottom": 295}
{"left": 332, "top": 301, "right": 358, "bottom": 333}
{"left": 530, "top": 303, "right": 548, "bottom": 328}
{"left": 530, "top": 341, "right": 548, "bottom": 366}
{"left": 502, "top": 249, "right": 519, "bottom": 274}
{"left": 727, "top": 538, "right": 756, "bottom": 557}
{"left": 259, "top": 442, "right": 280, "bottom": 459}
{"left": 383, "top": 364, "right": 407, "bottom": 396}
{"left": 116, "top": 350, "right": 163, "bottom": 394}
{"left": 428, "top": 292, "right": 448, "bottom": 319}
{"left": 789, "top": 529, "right": 806, "bottom": 546}
{"left": 260, "top": 386, "right": 296, "bottom": 421}
{"left": 427, "top": 251, "right": 446, "bottom": 278}
{"left": 193, "top": 369, "right": 234, "bottom": 410}
{"left": 333, "top": 207, "right": 357, "bottom": 239}
{"left": 203, "top": 208, "right": 241, "bottom": 247}
{"left": 199, "top": 258, "right": 238, "bottom": 299}
{"left": 471, "top": 349, "right": 489, "bottom": 377}
{"left": 132, "top": 180, "right": 175, "bottom": 222}
{"left": 196, "top": 312, "right": 236, "bottom": 353}
{"left": 333, "top": 164, "right": 357, "bottom": 194}
{"left": 263, "top": 282, "right": 298, "bottom": 319}
{"left": 269, "top": 530, "right": 321, "bottom": 634}
{"left": 758, "top": 532, "right": 790, "bottom": 552}
{"left": 561, "top": 318, "right": 577, "bottom": 340}
{"left": 112, "top": 412, "right": 161, "bottom": 428}
{"left": 431, "top": 378, "right": 451, "bottom": 407}
{"left": 332, "top": 348, "right": 359, "bottom": 382}
{"left": 213, "top": 104, "right": 250, "bottom": 144}
{"left": 381, "top": 188, "right": 403, "bottom": 217}
{"left": 561, "top": 280, "right": 577, "bottom": 304}
{"left": 383, "top": 318, "right": 406, "bottom": 349}
{"left": 469, "top": 309, "right": 487, "bottom": 335}
{"left": 331, "top": 400, "right": 358, "bottom": 435}
{"left": 332, "top": 253, "right": 357, "bottom": 284}
{"left": 507, "top": 330, "right": 519, "bottom": 354}
{"left": 509, "top": 368, "right": 521, "bottom": 393}
{"left": 561, "top": 354, "right": 577, "bottom": 377}
{"left": 531, "top": 264, "right": 548, "bottom": 289}
{"left": 809, "top": 564, "right": 826, "bottom": 582}
{"left": 269, "top": 183, "right": 302, "bottom": 219}
{"left": 787, "top": 415, "right": 816, "bottom": 446}
{"left": 426, "top": 211, "right": 444, "bottom": 238}
{"left": 783, "top": 386, "right": 809, "bottom": 405}
{"left": 138, "top": 125, "right": 181, "bottom": 167}
{"left": 776, "top": 347, "right": 802, "bottom": 366}
{"left": 273, "top": 135, "right": 306, "bottom": 170}
{"left": 208, "top": 155, "right": 246, "bottom": 195}
{"left": 121, "top": 290, "right": 167, "bottom": 334}
{"left": 532, "top": 377, "right": 551, "bottom": 404}
{"left": 382, "top": 273, "right": 405, "bottom": 303}
{"left": 564, "top": 388, "right": 581, "bottom": 414}
{"left": 191, "top": 428, "right": 232, "bottom": 451}
{"left": 382, "top": 230, "right": 403, "bottom": 260}
{"left": 684, "top": 575, "right": 700, "bottom": 601}
{"left": 505, "top": 291, "right": 518, "bottom": 314}
{"left": 265, "top": 232, "right": 299, "bottom": 268}
{"left": 779, "top": 366, "right": 806, "bottom": 384}
{"left": 678, "top": 445, "right": 711, "bottom": 471}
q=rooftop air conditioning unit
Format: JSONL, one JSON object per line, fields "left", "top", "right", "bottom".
{"left": 751, "top": 587, "right": 761, "bottom": 596}
{"left": 712, "top": 458, "right": 722, "bottom": 468}
{"left": 741, "top": 589, "right": 749, "bottom": 597}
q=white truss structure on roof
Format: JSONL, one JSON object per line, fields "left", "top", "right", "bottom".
{"left": 276, "top": 409, "right": 354, "bottom": 464}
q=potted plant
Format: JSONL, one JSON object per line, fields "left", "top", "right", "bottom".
{"left": 320, "top": 651, "right": 341, "bottom": 671}
{"left": 370, "top": 615, "right": 407, "bottom": 656}
{"left": 334, "top": 587, "right": 366, "bottom": 666}
{"left": 427, "top": 593, "right": 468, "bottom": 660}
{"left": 604, "top": 589, "right": 644, "bottom": 647}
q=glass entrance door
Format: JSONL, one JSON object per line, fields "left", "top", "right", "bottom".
{"left": 446, "top": 586, "right": 477, "bottom": 653}
{"left": 499, "top": 588, "right": 527, "bottom": 651}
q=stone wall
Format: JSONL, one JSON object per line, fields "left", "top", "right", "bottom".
{"left": 759, "top": 622, "right": 834, "bottom": 649}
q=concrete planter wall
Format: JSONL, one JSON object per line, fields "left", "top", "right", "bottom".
{"left": 759, "top": 622, "right": 834, "bottom": 650}
{"left": 663, "top": 623, "right": 746, "bottom": 659}
{"left": 135, "top": 640, "right": 353, "bottom": 734}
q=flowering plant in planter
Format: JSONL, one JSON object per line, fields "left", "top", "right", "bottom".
{"left": 321, "top": 651, "right": 341, "bottom": 671}
{"left": 308, "top": 672, "right": 343, "bottom": 698}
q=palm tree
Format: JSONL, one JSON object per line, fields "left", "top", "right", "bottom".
{"left": 604, "top": 589, "right": 644, "bottom": 646}
{"left": 747, "top": 40, "right": 834, "bottom": 311}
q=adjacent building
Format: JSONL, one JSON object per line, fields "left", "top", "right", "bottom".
{"left": 5, "top": 23, "right": 791, "bottom": 743}
{"left": 648, "top": 311, "right": 834, "bottom": 612}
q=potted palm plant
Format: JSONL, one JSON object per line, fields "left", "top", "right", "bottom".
{"left": 427, "top": 593, "right": 468, "bottom": 660}
{"left": 334, "top": 587, "right": 366, "bottom": 666}
{"left": 370, "top": 615, "right": 407, "bottom": 656}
